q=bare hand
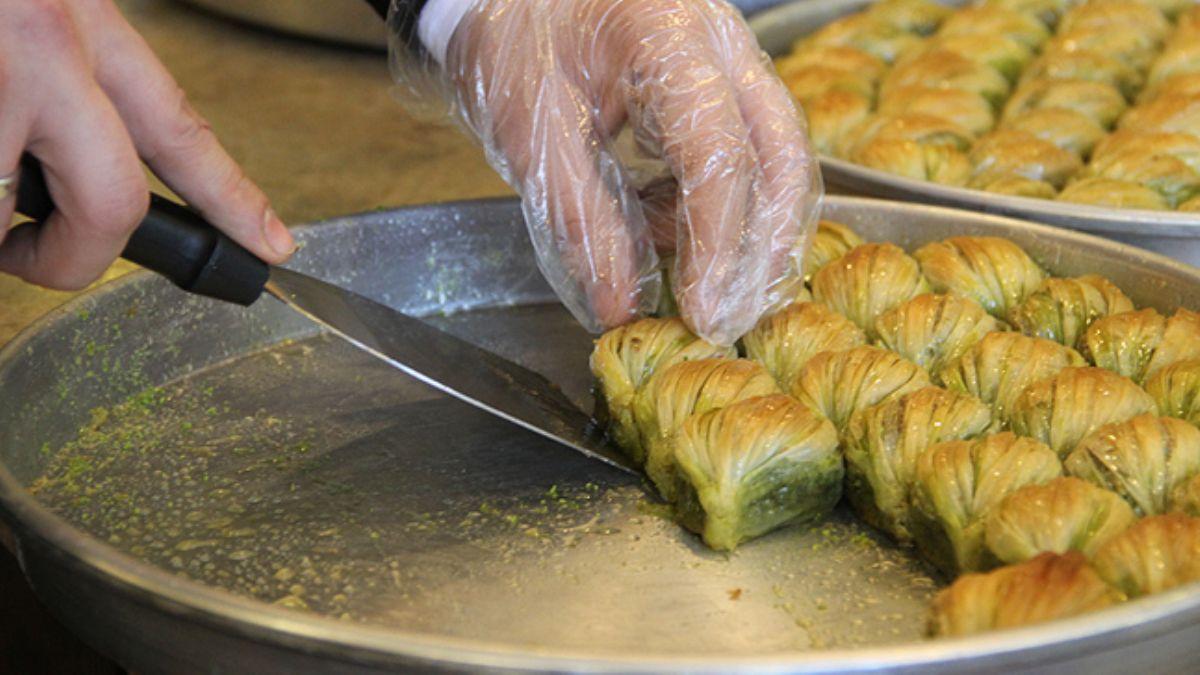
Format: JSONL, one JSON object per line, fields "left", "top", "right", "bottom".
{"left": 0, "top": 0, "right": 295, "bottom": 290}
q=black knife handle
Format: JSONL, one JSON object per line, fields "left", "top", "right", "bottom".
{"left": 13, "top": 154, "right": 269, "bottom": 306}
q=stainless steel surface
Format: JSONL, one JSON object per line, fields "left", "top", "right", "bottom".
{"left": 2, "top": 198, "right": 1200, "bottom": 673}
{"left": 264, "top": 267, "right": 637, "bottom": 473}
{"left": 748, "top": 0, "right": 1200, "bottom": 267}
{"left": 177, "top": 0, "right": 388, "bottom": 49}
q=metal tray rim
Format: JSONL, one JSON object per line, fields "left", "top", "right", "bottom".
{"left": 4, "top": 196, "right": 1200, "bottom": 671}
{"left": 822, "top": 158, "right": 1200, "bottom": 236}
{"left": 747, "top": 0, "right": 1200, "bottom": 238}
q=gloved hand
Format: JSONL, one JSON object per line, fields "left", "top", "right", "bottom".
{"left": 389, "top": 0, "right": 822, "bottom": 345}
{"left": 0, "top": 0, "right": 294, "bottom": 290}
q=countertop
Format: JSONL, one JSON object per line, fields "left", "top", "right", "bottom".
{"left": 0, "top": 0, "right": 512, "bottom": 346}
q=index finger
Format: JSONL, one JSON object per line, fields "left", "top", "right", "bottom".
{"left": 77, "top": 1, "right": 295, "bottom": 264}
{"left": 450, "top": 18, "right": 659, "bottom": 331}
{"left": 629, "top": 15, "right": 767, "bottom": 345}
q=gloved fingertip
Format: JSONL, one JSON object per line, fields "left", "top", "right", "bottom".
{"left": 677, "top": 289, "right": 748, "bottom": 348}
{"left": 589, "top": 281, "right": 641, "bottom": 331}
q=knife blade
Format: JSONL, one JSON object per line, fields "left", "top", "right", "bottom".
{"left": 264, "top": 268, "right": 636, "bottom": 472}
{"left": 13, "top": 154, "right": 637, "bottom": 475}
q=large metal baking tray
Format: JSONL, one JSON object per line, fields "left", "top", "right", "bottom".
{"left": 748, "top": 0, "right": 1200, "bottom": 267}
{"left": 2, "top": 197, "right": 1200, "bottom": 673}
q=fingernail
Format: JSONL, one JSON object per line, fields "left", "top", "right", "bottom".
{"left": 262, "top": 208, "right": 296, "bottom": 259}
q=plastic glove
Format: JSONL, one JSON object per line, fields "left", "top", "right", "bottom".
{"left": 0, "top": 0, "right": 294, "bottom": 290}
{"left": 389, "top": 0, "right": 822, "bottom": 345}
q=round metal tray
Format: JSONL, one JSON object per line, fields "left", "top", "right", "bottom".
{"left": 748, "top": 0, "right": 1200, "bottom": 267}
{"left": 2, "top": 197, "right": 1200, "bottom": 673}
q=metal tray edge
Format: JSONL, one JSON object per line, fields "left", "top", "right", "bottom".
{"left": 747, "top": 0, "right": 1200, "bottom": 239}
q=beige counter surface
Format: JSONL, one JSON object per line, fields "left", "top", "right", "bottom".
{"left": 1, "top": 0, "right": 512, "bottom": 345}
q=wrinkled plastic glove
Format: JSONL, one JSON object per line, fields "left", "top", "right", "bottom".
{"left": 389, "top": 0, "right": 822, "bottom": 346}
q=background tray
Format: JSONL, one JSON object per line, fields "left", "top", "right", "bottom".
{"left": 748, "top": 0, "right": 1200, "bottom": 267}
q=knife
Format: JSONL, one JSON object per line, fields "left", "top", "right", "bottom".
{"left": 12, "top": 155, "right": 637, "bottom": 475}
